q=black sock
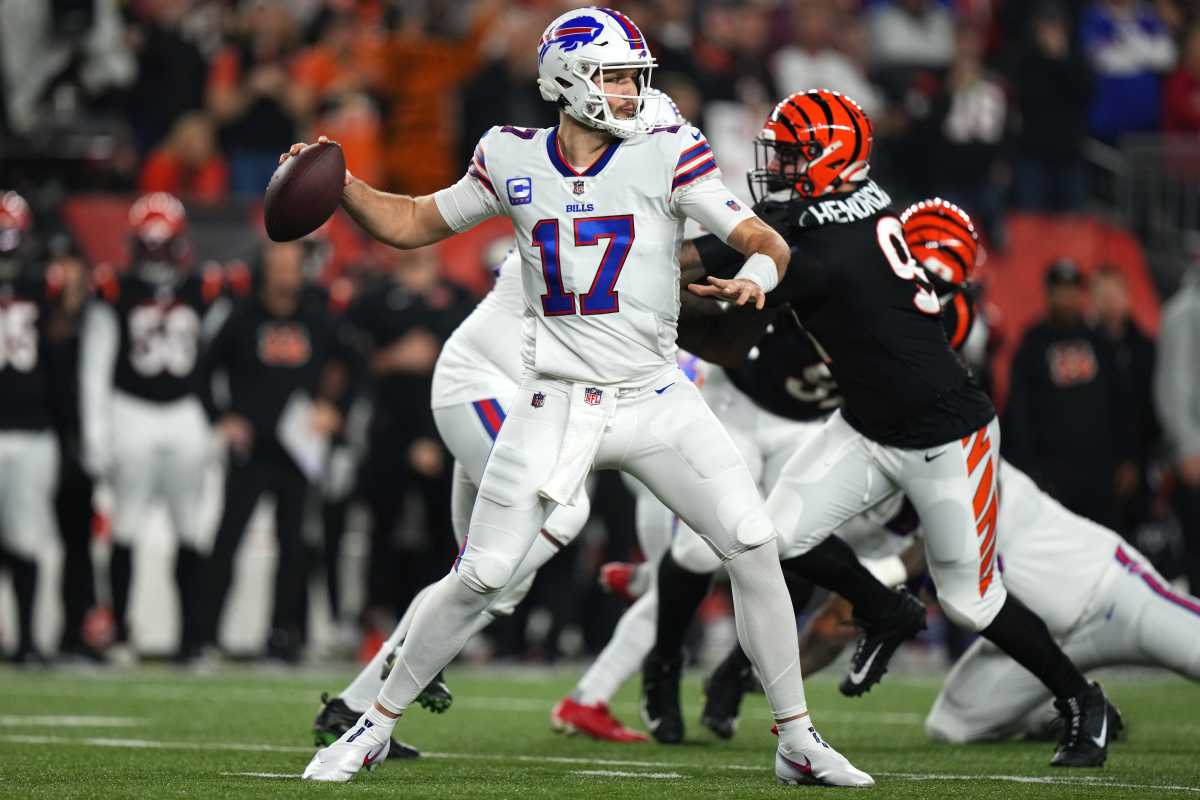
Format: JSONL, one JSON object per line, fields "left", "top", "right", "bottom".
{"left": 110, "top": 543, "right": 133, "bottom": 643}
{"left": 10, "top": 555, "right": 37, "bottom": 653}
{"left": 981, "top": 594, "right": 1088, "bottom": 699}
{"left": 780, "top": 536, "right": 898, "bottom": 623}
{"left": 175, "top": 546, "right": 201, "bottom": 652}
{"left": 651, "top": 551, "right": 712, "bottom": 661}
{"left": 785, "top": 573, "right": 816, "bottom": 615}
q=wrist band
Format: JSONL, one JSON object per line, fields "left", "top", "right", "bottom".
{"left": 734, "top": 252, "right": 779, "bottom": 293}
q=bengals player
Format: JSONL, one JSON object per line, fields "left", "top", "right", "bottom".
{"left": 674, "top": 89, "right": 1111, "bottom": 768}
{"left": 79, "top": 193, "right": 224, "bottom": 663}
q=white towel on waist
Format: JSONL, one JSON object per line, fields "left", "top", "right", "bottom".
{"left": 538, "top": 383, "right": 617, "bottom": 506}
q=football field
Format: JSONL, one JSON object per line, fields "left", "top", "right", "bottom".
{"left": 2, "top": 665, "right": 1197, "bottom": 799}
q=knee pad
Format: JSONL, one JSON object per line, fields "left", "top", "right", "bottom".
{"left": 937, "top": 586, "right": 1005, "bottom": 633}
{"left": 455, "top": 544, "right": 515, "bottom": 595}
{"left": 671, "top": 527, "right": 722, "bottom": 574}
{"left": 488, "top": 570, "right": 536, "bottom": 618}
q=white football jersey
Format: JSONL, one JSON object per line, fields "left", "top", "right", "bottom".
{"left": 435, "top": 122, "right": 755, "bottom": 387}
{"left": 430, "top": 248, "right": 524, "bottom": 409}
{"left": 993, "top": 461, "right": 1122, "bottom": 635}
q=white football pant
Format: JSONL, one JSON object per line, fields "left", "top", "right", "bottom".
{"left": 772, "top": 411, "right": 1007, "bottom": 631}
{"left": 672, "top": 367, "right": 827, "bottom": 574}
{"left": 0, "top": 430, "right": 59, "bottom": 560}
{"left": 108, "top": 392, "right": 210, "bottom": 549}
{"left": 379, "top": 371, "right": 808, "bottom": 722}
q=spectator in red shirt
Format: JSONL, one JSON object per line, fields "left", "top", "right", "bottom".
{"left": 138, "top": 112, "right": 229, "bottom": 203}
{"left": 1164, "top": 25, "right": 1200, "bottom": 132}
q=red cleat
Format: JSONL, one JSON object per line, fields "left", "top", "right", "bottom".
{"left": 551, "top": 698, "right": 648, "bottom": 743}
{"left": 599, "top": 562, "right": 644, "bottom": 604}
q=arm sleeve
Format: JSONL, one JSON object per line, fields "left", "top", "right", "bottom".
{"left": 670, "top": 126, "right": 755, "bottom": 241}
{"left": 78, "top": 302, "right": 119, "bottom": 475}
{"left": 433, "top": 130, "right": 503, "bottom": 232}
{"left": 674, "top": 174, "right": 756, "bottom": 243}
{"left": 1154, "top": 299, "right": 1200, "bottom": 458}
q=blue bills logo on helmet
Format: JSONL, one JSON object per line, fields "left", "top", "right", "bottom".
{"left": 538, "top": 15, "right": 605, "bottom": 63}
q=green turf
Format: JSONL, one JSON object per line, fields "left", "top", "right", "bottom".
{"left": 0, "top": 664, "right": 1197, "bottom": 798}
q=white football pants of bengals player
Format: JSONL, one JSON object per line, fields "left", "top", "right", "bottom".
{"left": 336, "top": 387, "right": 591, "bottom": 712}
{"left": 0, "top": 430, "right": 59, "bottom": 561}
{"left": 376, "top": 369, "right": 810, "bottom": 724}
{"left": 107, "top": 392, "right": 211, "bottom": 551}
{"left": 773, "top": 410, "right": 1007, "bottom": 632}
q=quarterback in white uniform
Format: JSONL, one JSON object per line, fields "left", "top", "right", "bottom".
{"left": 298, "top": 7, "right": 871, "bottom": 787}
{"left": 315, "top": 89, "right": 689, "bottom": 750}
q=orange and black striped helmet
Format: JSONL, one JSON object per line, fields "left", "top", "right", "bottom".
{"left": 748, "top": 89, "right": 873, "bottom": 202}
{"left": 900, "top": 198, "right": 980, "bottom": 286}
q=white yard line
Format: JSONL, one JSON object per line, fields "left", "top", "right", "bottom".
{"left": 0, "top": 734, "right": 311, "bottom": 753}
{"left": 0, "top": 715, "right": 144, "bottom": 728}
{"left": 219, "top": 772, "right": 298, "bottom": 779}
{"left": 572, "top": 770, "right": 682, "bottom": 779}
{"left": 2, "top": 733, "right": 1197, "bottom": 793}
{"left": 876, "top": 772, "right": 1200, "bottom": 794}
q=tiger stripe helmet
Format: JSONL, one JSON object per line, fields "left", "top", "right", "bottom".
{"left": 900, "top": 198, "right": 980, "bottom": 286}
{"left": 748, "top": 89, "right": 873, "bottom": 202}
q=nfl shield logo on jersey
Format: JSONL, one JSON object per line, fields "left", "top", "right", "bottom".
{"left": 531, "top": 391, "right": 546, "bottom": 408}
{"left": 726, "top": 199, "right": 742, "bottom": 211}
{"left": 584, "top": 387, "right": 603, "bottom": 406}
{"left": 573, "top": 180, "right": 586, "bottom": 196}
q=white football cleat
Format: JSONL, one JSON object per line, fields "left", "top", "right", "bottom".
{"left": 775, "top": 726, "right": 874, "bottom": 788}
{"left": 302, "top": 718, "right": 391, "bottom": 782}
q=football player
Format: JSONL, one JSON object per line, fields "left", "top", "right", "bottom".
{"left": 0, "top": 191, "right": 63, "bottom": 663}
{"left": 676, "top": 89, "right": 1111, "bottom": 768}
{"left": 311, "top": 88, "right": 699, "bottom": 754}
{"left": 677, "top": 198, "right": 976, "bottom": 735}
{"left": 296, "top": 8, "right": 871, "bottom": 787}
{"left": 80, "top": 193, "right": 222, "bottom": 662}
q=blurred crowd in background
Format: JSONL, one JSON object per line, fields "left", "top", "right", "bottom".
{"left": 1, "top": 0, "right": 1200, "bottom": 668}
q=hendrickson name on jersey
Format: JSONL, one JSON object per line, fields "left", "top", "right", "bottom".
{"left": 799, "top": 181, "right": 892, "bottom": 227}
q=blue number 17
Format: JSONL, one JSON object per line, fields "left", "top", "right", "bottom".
{"left": 532, "top": 215, "right": 634, "bottom": 317}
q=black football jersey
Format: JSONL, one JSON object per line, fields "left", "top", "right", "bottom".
{"left": 0, "top": 266, "right": 62, "bottom": 430}
{"left": 96, "top": 265, "right": 223, "bottom": 403}
{"left": 723, "top": 316, "right": 842, "bottom": 422}
{"left": 695, "top": 180, "right": 994, "bottom": 448}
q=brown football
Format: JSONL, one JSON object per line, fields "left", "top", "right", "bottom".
{"left": 263, "top": 141, "right": 346, "bottom": 242}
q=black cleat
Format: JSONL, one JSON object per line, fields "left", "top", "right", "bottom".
{"left": 839, "top": 589, "right": 926, "bottom": 697}
{"left": 416, "top": 670, "right": 453, "bottom": 714}
{"left": 700, "top": 655, "right": 756, "bottom": 739}
{"left": 1031, "top": 699, "right": 1125, "bottom": 744}
{"left": 311, "top": 692, "right": 420, "bottom": 760}
{"left": 1050, "top": 682, "right": 1110, "bottom": 767}
{"left": 641, "top": 654, "right": 685, "bottom": 744}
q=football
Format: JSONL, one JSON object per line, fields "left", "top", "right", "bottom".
{"left": 263, "top": 140, "right": 346, "bottom": 242}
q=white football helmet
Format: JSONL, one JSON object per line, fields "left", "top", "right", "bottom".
{"left": 536, "top": 7, "right": 657, "bottom": 139}
{"left": 640, "top": 87, "right": 685, "bottom": 127}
